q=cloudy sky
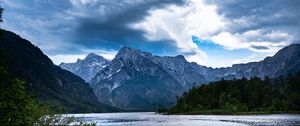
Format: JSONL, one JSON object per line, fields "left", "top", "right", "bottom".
{"left": 1, "top": 0, "right": 299, "bottom": 67}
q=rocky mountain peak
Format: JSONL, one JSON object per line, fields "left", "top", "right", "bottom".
{"left": 117, "top": 46, "right": 140, "bottom": 55}
{"left": 84, "top": 53, "right": 107, "bottom": 62}
{"left": 86, "top": 53, "right": 101, "bottom": 59}
{"left": 175, "top": 55, "right": 185, "bottom": 59}
{"left": 272, "top": 44, "right": 300, "bottom": 60}
{"left": 59, "top": 53, "right": 110, "bottom": 82}
{"left": 114, "top": 46, "right": 152, "bottom": 61}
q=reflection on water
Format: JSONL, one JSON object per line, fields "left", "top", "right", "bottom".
{"left": 69, "top": 112, "right": 300, "bottom": 126}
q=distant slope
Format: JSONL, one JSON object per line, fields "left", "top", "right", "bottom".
{"left": 60, "top": 53, "right": 110, "bottom": 82}
{"left": 0, "top": 29, "right": 118, "bottom": 113}
{"left": 193, "top": 44, "right": 300, "bottom": 82}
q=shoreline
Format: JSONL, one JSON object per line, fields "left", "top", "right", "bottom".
{"left": 164, "top": 111, "right": 300, "bottom": 115}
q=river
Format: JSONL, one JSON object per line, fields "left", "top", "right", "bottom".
{"left": 70, "top": 112, "right": 300, "bottom": 126}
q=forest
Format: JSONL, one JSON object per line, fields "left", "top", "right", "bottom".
{"left": 164, "top": 74, "right": 300, "bottom": 114}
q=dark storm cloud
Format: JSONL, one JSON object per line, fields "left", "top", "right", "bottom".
{"left": 71, "top": 0, "right": 185, "bottom": 53}
{"left": 251, "top": 45, "right": 269, "bottom": 50}
{"left": 206, "top": 0, "right": 300, "bottom": 42}
{"left": 81, "top": 0, "right": 184, "bottom": 52}
{"left": 2, "top": 0, "right": 185, "bottom": 55}
{"left": 207, "top": 0, "right": 299, "bottom": 19}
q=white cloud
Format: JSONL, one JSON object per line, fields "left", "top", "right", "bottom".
{"left": 81, "top": 48, "right": 118, "bottom": 60}
{"left": 210, "top": 30, "right": 292, "bottom": 53}
{"left": 130, "top": 0, "right": 223, "bottom": 65}
{"left": 231, "top": 52, "right": 273, "bottom": 65}
{"left": 129, "top": 0, "right": 296, "bottom": 67}
{"left": 49, "top": 49, "right": 117, "bottom": 65}
{"left": 50, "top": 54, "right": 87, "bottom": 65}
{"left": 185, "top": 51, "right": 208, "bottom": 65}
{"left": 210, "top": 32, "right": 249, "bottom": 50}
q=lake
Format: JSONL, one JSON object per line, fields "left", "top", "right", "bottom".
{"left": 69, "top": 112, "right": 300, "bottom": 126}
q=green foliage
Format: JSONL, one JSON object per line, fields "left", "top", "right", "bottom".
{"left": 157, "top": 106, "right": 168, "bottom": 114}
{"left": 0, "top": 51, "right": 39, "bottom": 125}
{"left": 167, "top": 75, "right": 300, "bottom": 114}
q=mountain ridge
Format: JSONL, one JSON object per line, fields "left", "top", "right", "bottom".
{"left": 59, "top": 42, "right": 300, "bottom": 110}
{"left": 0, "top": 29, "right": 118, "bottom": 113}
{"left": 195, "top": 44, "right": 300, "bottom": 81}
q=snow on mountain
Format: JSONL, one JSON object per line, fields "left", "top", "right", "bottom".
{"left": 59, "top": 53, "right": 110, "bottom": 82}
{"left": 89, "top": 47, "right": 197, "bottom": 110}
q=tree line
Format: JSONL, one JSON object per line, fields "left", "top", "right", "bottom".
{"left": 163, "top": 74, "right": 300, "bottom": 114}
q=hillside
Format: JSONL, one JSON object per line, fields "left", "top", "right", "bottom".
{"left": 0, "top": 29, "right": 118, "bottom": 113}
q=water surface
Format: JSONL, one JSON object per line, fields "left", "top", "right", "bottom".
{"left": 71, "top": 112, "right": 300, "bottom": 126}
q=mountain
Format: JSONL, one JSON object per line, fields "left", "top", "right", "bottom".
{"left": 89, "top": 45, "right": 300, "bottom": 110}
{"left": 90, "top": 47, "right": 206, "bottom": 110}
{"left": 151, "top": 55, "right": 206, "bottom": 89}
{"left": 0, "top": 29, "right": 118, "bottom": 113}
{"left": 59, "top": 53, "right": 110, "bottom": 82}
{"left": 193, "top": 44, "right": 300, "bottom": 82}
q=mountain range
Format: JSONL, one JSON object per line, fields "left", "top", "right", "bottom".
{"left": 193, "top": 44, "right": 300, "bottom": 81}
{"left": 60, "top": 44, "right": 300, "bottom": 110}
